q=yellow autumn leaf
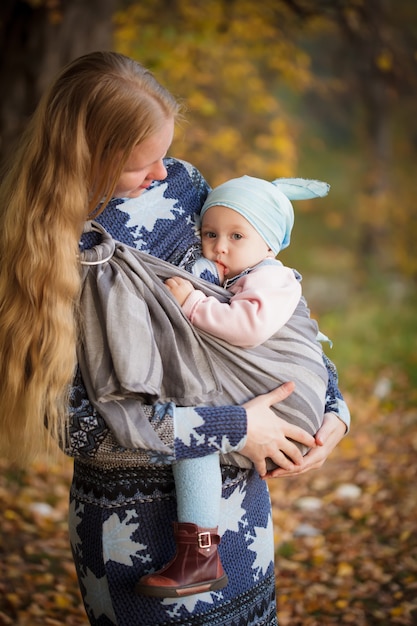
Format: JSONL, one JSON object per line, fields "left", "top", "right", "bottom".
{"left": 337, "top": 562, "right": 354, "bottom": 577}
{"left": 336, "top": 599, "right": 349, "bottom": 609}
{"left": 5, "top": 593, "right": 20, "bottom": 607}
{"left": 390, "top": 606, "right": 405, "bottom": 617}
{"left": 376, "top": 50, "right": 393, "bottom": 72}
{"left": 54, "top": 592, "right": 73, "bottom": 609}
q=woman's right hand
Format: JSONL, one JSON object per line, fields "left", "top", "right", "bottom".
{"left": 241, "top": 382, "right": 317, "bottom": 477}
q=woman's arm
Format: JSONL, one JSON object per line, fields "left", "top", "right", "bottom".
{"left": 66, "top": 365, "right": 247, "bottom": 461}
{"left": 66, "top": 366, "right": 309, "bottom": 468}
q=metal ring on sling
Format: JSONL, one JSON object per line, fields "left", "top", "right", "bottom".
{"left": 79, "top": 221, "right": 116, "bottom": 266}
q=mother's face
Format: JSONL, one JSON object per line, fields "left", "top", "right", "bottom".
{"left": 113, "top": 118, "right": 174, "bottom": 198}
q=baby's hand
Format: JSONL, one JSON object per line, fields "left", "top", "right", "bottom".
{"left": 165, "top": 276, "right": 195, "bottom": 306}
{"left": 214, "top": 261, "right": 225, "bottom": 283}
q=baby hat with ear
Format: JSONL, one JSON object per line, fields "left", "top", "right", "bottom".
{"left": 200, "top": 175, "right": 330, "bottom": 255}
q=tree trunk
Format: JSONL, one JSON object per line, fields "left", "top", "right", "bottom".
{"left": 0, "top": 0, "right": 118, "bottom": 167}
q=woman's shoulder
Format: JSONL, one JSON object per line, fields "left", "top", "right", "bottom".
{"left": 164, "top": 157, "right": 210, "bottom": 199}
{"left": 86, "top": 159, "right": 210, "bottom": 262}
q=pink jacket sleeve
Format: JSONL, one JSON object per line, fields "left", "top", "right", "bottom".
{"left": 181, "top": 263, "right": 302, "bottom": 348}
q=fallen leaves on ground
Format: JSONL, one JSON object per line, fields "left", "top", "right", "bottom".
{"left": 0, "top": 460, "right": 87, "bottom": 626}
{"left": 270, "top": 385, "right": 417, "bottom": 625}
{"left": 1, "top": 383, "right": 416, "bottom": 625}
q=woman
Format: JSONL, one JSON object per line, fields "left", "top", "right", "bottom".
{"left": 0, "top": 51, "right": 349, "bottom": 625}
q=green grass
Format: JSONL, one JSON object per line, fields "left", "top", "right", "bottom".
{"left": 320, "top": 290, "right": 417, "bottom": 397}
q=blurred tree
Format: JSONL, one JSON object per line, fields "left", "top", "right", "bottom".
{"left": 1, "top": 0, "right": 415, "bottom": 279}
{"left": 0, "top": 0, "right": 118, "bottom": 165}
{"left": 114, "top": 0, "right": 417, "bottom": 279}
{"left": 114, "top": 0, "right": 315, "bottom": 185}
{"left": 289, "top": 0, "right": 417, "bottom": 279}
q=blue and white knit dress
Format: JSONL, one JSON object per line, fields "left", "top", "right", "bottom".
{"left": 66, "top": 158, "right": 348, "bottom": 626}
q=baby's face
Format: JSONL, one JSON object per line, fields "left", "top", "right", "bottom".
{"left": 201, "top": 205, "right": 273, "bottom": 280}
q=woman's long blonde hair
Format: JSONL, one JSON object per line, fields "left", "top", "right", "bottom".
{"left": 0, "top": 51, "right": 180, "bottom": 464}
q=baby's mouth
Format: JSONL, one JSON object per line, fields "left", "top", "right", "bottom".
{"left": 215, "top": 260, "right": 228, "bottom": 275}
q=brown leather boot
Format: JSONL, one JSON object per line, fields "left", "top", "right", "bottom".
{"left": 135, "top": 522, "right": 228, "bottom": 597}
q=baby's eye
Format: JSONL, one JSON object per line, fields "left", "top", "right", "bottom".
{"left": 231, "top": 233, "right": 243, "bottom": 240}
{"left": 203, "top": 231, "right": 217, "bottom": 239}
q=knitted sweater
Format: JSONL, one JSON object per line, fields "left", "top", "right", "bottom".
{"left": 66, "top": 158, "right": 349, "bottom": 626}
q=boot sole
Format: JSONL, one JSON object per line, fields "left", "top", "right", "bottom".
{"left": 135, "top": 573, "right": 229, "bottom": 598}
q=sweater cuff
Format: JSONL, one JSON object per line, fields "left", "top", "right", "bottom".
{"left": 174, "top": 405, "right": 247, "bottom": 461}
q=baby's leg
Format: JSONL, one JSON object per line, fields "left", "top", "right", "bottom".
{"left": 173, "top": 454, "right": 221, "bottom": 527}
{"left": 135, "top": 454, "right": 227, "bottom": 597}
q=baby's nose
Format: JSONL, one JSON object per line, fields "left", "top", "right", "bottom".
{"left": 214, "top": 238, "right": 227, "bottom": 253}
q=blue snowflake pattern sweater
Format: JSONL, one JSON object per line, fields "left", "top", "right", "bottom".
{"left": 67, "top": 158, "right": 347, "bottom": 626}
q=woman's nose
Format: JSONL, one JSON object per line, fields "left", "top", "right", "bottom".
{"left": 152, "top": 159, "right": 168, "bottom": 181}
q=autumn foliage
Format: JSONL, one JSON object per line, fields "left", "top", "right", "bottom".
{"left": 1, "top": 379, "right": 417, "bottom": 625}
{"left": 113, "top": 0, "right": 417, "bottom": 281}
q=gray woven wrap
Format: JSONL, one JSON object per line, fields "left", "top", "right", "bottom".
{"left": 78, "top": 221, "right": 328, "bottom": 468}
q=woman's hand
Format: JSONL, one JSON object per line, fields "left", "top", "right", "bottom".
{"left": 265, "top": 412, "right": 347, "bottom": 478}
{"left": 241, "top": 382, "right": 318, "bottom": 477}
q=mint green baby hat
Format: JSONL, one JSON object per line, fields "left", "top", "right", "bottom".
{"left": 200, "top": 176, "right": 330, "bottom": 255}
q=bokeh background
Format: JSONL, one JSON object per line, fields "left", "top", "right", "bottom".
{"left": 0, "top": 1, "right": 416, "bottom": 624}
